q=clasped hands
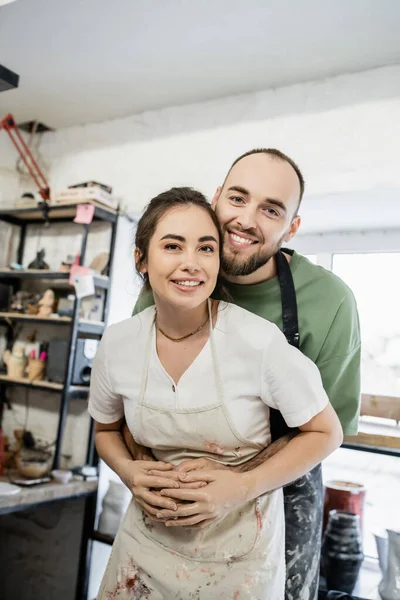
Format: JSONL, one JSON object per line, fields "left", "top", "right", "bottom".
{"left": 120, "top": 457, "right": 250, "bottom": 529}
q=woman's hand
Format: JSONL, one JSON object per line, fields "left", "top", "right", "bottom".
{"left": 156, "top": 470, "right": 251, "bottom": 528}
{"left": 118, "top": 459, "right": 181, "bottom": 519}
{"left": 173, "top": 458, "right": 232, "bottom": 474}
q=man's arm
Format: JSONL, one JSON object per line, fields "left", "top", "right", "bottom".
{"left": 121, "top": 422, "right": 155, "bottom": 461}
{"left": 235, "top": 431, "right": 297, "bottom": 472}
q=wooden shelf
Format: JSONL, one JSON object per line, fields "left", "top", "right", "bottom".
{"left": 0, "top": 268, "right": 109, "bottom": 289}
{"left": 361, "top": 393, "right": 400, "bottom": 422}
{"left": 344, "top": 431, "right": 400, "bottom": 451}
{"left": 0, "top": 312, "right": 72, "bottom": 325}
{"left": 0, "top": 200, "right": 117, "bottom": 225}
{"left": 78, "top": 319, "right": 105, "bottom": 335}
{"left": 0, "top": 313, "right": 105, "bottom": 335}
{"left": 69, "top": 385, "right": 90, "bottom": 399}
{"left": 0, "top": 474, "right": 98, "bottom": 516}
{"left": 0, "top": 374, "right": 63, "bottom": 391}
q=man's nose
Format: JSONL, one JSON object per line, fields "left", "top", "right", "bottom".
{"left": 236, "top": 206, "right": 257, "bottom": 230}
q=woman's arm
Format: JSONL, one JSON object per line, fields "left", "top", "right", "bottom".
{"left": 94, "top": 419, "right": 181, "bottom": 516}
{"left": 242, "top": 402, "right": 342, "bottom": 500}
{"left": 155, "top": 403, "right": 342, "bottom": 527}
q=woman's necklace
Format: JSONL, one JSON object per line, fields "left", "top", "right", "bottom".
{"left": 155, "top": 308, "right": 209, "bottom": 343}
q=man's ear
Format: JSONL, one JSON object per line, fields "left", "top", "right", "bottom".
{"left": 211, "top": 186, "right": 222, "bottom": 210}
{"left": 284, "top": 215, "right": 301, "bottom": 243}
{"left": 134, "top": 248, "right": 146, "bottom": 273}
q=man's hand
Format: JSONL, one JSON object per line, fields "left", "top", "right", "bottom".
{"left": 156, "top": 470, "right": 250, "bottom": 528}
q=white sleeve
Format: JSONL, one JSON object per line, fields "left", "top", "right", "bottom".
{"left": 88, "top": 328, "right": 124, "bottom": 424}
{"left": 261, "top": 326, "right": 329, "bottom": 428}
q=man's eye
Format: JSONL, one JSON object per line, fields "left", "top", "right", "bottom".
{"left": 230, "top": 196, "right": 245, "bottom": 204}
{"left": 264, "top": 207, "right": 279, "bottom": 217}
{"left": 200, "top": 245, "right": 215, "bottom": 253}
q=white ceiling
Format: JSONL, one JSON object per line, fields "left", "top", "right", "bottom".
{"left": 0, "top": 0, "right": 400, "bottom": 129}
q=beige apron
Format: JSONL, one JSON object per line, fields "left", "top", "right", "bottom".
{"left": 97, "top": 301, "right": 285, "bottom": 600}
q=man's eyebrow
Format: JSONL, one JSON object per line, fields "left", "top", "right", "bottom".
{"left": 227, "top": 185, "right": 249, "bottom": 196}
{"left": 227, "top": 185, "right": 286, "bottom": 213}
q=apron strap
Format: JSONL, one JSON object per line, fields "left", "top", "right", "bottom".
{"left": 275, "top": 248, "right": 300, "bottom": 349}
{"left": 270, "top": 248, "right": 300, "bottom": 442}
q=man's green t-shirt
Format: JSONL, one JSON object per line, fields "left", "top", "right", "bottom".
{"left": 133, "top": 251, "right": 361, "bottom": 435}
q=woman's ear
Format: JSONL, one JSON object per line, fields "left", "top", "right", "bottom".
{"left": 134, "top": 248, "right": 146, "bottom": 273}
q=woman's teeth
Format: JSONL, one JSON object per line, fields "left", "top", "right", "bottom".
{"left": 174, "top": 281, "right": 201, "bottom": 287}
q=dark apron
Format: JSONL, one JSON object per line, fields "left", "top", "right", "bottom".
{"left": 272, "top": 249, "right": 323, "bottom": 600}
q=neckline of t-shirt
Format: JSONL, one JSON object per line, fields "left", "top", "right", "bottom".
{"left": 222, "top": 250, "right": 301, "bottom": 298}
{"left": 150, "top": 300, "right": 225, "bottom": 386}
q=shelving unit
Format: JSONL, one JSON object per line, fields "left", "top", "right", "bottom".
{"left": 0, "top": 200, "right": 118, "bottom": 470}
{"left": 0, "top": 269, "right": 109, "bottom": 289}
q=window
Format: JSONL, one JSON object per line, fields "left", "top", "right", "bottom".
{"left": 333, "top": 253, "right": 400, "bottom": 397}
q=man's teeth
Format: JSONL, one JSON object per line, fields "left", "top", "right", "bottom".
{"left": 174, "top": 281, "right": 201, "bottom": 287}
{"left": 230, "top": 233, "right": 254, "bottom": 245}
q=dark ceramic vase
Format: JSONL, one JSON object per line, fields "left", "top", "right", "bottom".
{"left": 322, "top": 510, "right": 364, "bottom": 594}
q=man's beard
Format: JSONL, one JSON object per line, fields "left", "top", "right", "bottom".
{"left": 221, "top": 233, "right": 285, "bottom": 277}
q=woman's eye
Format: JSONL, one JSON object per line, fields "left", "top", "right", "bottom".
{"left": 164, "top": 244, "right": 181, "bottom": 251}
{"left": 199, "top": 245, "right": 215, "bottom": 253}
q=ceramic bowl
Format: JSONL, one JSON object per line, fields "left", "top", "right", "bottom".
{"left": 51, "top": 469, "right": 73, "bottom": 484}
{"left": 15, "top": 452, "right": 52, "bottom": 479}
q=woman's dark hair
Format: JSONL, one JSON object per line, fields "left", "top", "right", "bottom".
{"left": 135, "top": 187, "right": 228, "bottom": 299}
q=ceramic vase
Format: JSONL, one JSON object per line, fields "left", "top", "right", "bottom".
{"left": 98, "top": 480, "right": 131, "bottom": 537}
{"left": 323, "top": 480, "right": 366, "bottom": 533}
{"left": 379, "top": 529, "right": 400, "bottom": 600}
{"left": 322, "top": 510, "right": 364, "bottom": 594}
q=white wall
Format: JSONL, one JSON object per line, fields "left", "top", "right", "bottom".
{"left": 2, "top": 65, "right": 400, "bottom": 232}
{"left": 35, "top": 64, "right": 400, "bottom": 234}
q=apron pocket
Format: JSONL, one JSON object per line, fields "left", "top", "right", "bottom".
{"left": 134, "top": 498, "right": 262, "bottom": 562}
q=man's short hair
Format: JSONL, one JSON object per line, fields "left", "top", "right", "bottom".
{"left": 227, "top": 148, "right": 305, "bottom": 206}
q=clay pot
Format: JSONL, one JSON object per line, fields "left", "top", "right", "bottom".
{"left": 15, "top": 448, "right": 52, "bottom": 479}
{"left": 322, "top": 510, "right": 364, "bottom": 594}
{"left": 3, "top": 347, "right": 27, "bottom": 378}
{"left": 28, "top": 358, "right": 45, "bottom": 381}
{"left": 323, "top": 480, "right": 366, "bottom": 533}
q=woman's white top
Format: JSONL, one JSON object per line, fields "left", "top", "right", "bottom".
{"left": 88, "top": 302, "right": 329, "bottom": 446}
